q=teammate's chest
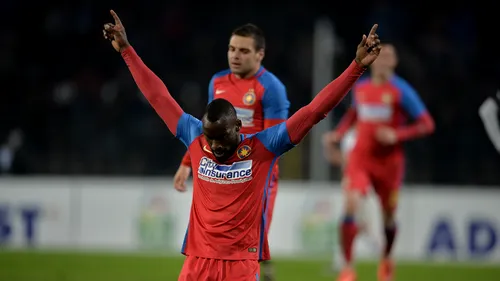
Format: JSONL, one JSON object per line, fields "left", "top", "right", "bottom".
{"left": 213, "top": 79, "right": 263, "bottom": 109}
{"left": 355, "top": 86, "right": 399, "bottom": 121}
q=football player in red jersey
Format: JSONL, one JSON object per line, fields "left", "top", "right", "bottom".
{"left": 172, "top": 23, "right": 289, "bottom": 281}
{"left": 326, "top": 43, "right": 435, "bottom": 281}
{"left": 174, "top": 24, "right": 290, "bottom": 281}
{"left": 103, "top": 10, "right": 381, "bottom": 281}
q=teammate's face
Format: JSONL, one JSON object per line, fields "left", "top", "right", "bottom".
{"left": 371, "top": 44, "right": 398, "bottom": 74}
{"left": 202, "top": 116, "right": 242, "bottom": 162}
{"left": 228, "top": 35, "right": 264, "bottom": 78}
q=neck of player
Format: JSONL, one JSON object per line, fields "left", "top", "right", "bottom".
{"left": 372, "top": 71, "right": 394, "bottom": 85}
{"left": 234, "top": 65, "right": 261, "bottom": 79}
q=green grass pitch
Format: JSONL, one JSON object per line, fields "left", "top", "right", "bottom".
{"left": 0, "top": 250, "right": 498, "bottom": 281}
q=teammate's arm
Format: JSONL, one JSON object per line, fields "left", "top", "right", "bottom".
{"left": 479, "top": 91, "right": 500, "bottom": 153}
{"left": 396, "top": 83, "right": 435, "bottom": 142}
{"left": 333, "top": 107, "right": 357, "bottom": 138}
{"left": 262, "top": 79, "right": 290, "bottom": 128}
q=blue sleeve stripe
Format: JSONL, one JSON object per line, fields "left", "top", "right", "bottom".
{"left": 392, "top": 76, "right": 427, "bottom": 119}
{"left": 208, "top": 77, "right": 214, "bottom": 103}
{"left": 180, "top": 224, "right": 188, "bottom": 254}
{"left": 176, "top": 113, "right": 203, "bottom": 147}
{"left": 258, "top": 71, "right": 290, "bottom": 120}
{"left": 258, "top": 157, "right": 278, "bottom": 261}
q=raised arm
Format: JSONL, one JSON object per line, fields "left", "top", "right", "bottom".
{"left": 256, "top": 25, "right": 381, "bottom": 156}
{"left": 286, "top": 61, "right": 365, "bottom": 144}
{"left": 121, "top": 47, "right": 184, "bottom": 133}
{"left": 103, "top": 10, "right": 201, "bottom": 147}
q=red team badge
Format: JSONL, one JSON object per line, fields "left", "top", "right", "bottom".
{"left": 237, "top": 145, "right": 252, "bottom": 159}
{"left": 243, "top": 89, "right": 256, "bottom": 105}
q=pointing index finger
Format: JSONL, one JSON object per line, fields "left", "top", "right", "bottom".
{"left": 368, "top": 24, "right": 378, "bottom": 36}
{"left": 110, "top": 10, "right": 122, "bottom": 25}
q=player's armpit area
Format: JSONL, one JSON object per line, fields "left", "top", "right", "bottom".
{"left": 395, "top": 112, "right": 435, "bottom": 142}
{"left": 286, "top": 61, "right": 365, "bottom": 144}
{"left": 121, "top": 46, "right": 184, "bottom": 135}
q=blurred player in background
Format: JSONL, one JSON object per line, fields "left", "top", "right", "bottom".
{"left": 327, "top": 43, "right": 435, "bottom": 281}
{"left": 103, "top": 11, "right": 381, "bottom": 280}
{"left": 479, "top": 89, "right": 500, "bottom": 153}
{"left": 172, "top": 23, "right": 290, "bottom": 281}
{"left": 323, "top": 127, "right": 381, "bottom": 273}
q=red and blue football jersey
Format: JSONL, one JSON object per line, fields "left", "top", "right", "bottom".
{"left": 349, "top": 75, "right": 430, "bottom": 157}
{"left": 208, "top": 67, "right": 289, "bottom": 133}
{"left": 176, "top": 114, "right": 294, "bottom": 261}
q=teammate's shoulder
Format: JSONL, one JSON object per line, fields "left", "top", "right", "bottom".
{"left": 256, "top": 67, "right": 286, "bottom": 89}
{"left": 390, "top": 75, "right": 415, "bottom": 92}
{"left": 354, "top": 75, "right": 371, "bottom": 87}
{"left": 211, "top": 69, "right": 232, "bottom": 81}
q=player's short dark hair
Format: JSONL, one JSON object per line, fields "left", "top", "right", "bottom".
{"left": 206, "top": 99, "right": 237, "bottom": 123}
{"left": 232, "top": 23, "right": 266, "bottom": 51}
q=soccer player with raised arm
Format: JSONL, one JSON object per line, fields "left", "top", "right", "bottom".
{"left": 103, "top": 10, "right": 381, "bottom": 281}
{"left": 327, "top": 43, "right": 435, "bottom": 281}
{"left": 172, "top": 23, "right": 289, "bottom": 281}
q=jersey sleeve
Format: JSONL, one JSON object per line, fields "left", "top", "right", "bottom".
{"left": 257, "top": 60, "right": 365, "bottom": 155}
{"left": 261, "top": 79, "right": 290, "bottom": 122}
{"left": 207, "top": 75, "right": 215, "bottom": 103}
{"left": 256, "top": 122, "right": 295, "bottom": 156}
{"left": 399, "top": 82, "right": 427, "bottom": 119}
{"left": 121, "top": 46, "right": 184, "bottom": 136}
{"left": 176, "top": 113, "right": 203, "bottom": 147}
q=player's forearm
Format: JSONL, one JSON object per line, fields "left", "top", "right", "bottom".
{"left": 396, "top": 113, "right": 435, "bottom": 142}
{"left": 335, "top": 108, "right": 357, "bottom": 137}
{"left": 121, "top": 46, "right": 183, "bottom": 134}
{"left": 286, "top": 61, "right": 365, "bottom": 144}
{"left": 181, "top": 151, "right": 192, "bottom": 167}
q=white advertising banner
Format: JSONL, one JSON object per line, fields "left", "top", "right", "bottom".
{"left": 0, "top": 178, "right": 499, "bottom": 262}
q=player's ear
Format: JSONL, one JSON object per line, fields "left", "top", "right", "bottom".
{"left": 257, "top": 48, "right": 264, "bottom": 62}
{"left": 235, "top": 119, "right": 242, "bottom": 132}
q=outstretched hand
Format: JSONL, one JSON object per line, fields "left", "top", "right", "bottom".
{"left": 103, "top": 10, "right": 130, "bottom": 52}
{"left": 355, "top": 24, "right": 382, "bottom": 68}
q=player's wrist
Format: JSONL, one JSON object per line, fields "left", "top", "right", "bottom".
{"left": 119, "top": 44, "right": 132, "bottom": 54}
{"left": 354, "top": 58, "right": 368, "bottom": 69}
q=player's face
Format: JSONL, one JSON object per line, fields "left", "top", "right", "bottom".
{"left": 371, "top": 44, "right": 398, "bottom": 74}
{"left": 202, "top": 117, "right": 242, "bottom": 162}
{"left": 228, "top": 35, "right": 264, "bottom": 78}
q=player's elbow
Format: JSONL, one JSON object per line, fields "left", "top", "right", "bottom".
{"left": 420, "top": 113, "right": 435, "bottom": 135}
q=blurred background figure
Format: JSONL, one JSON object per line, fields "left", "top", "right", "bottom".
{"left": 0, "top": 129, "right": 26, "bottom": 174}
{"left": 479, "top": 89, "right": 500, "bottom": 154}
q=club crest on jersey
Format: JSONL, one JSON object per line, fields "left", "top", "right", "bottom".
{"left": 243, "top": 89, "right": 256, "bottom": 105}
{"left": 198, "top": 157, "right": 253, "bottom": 184}
{"left": 237, "top": 145, "right": 252, "bottom": 159}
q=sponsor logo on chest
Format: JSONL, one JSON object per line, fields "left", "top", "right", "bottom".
{"left": 198, "top": 157, "right": 253, "bottom": 184}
